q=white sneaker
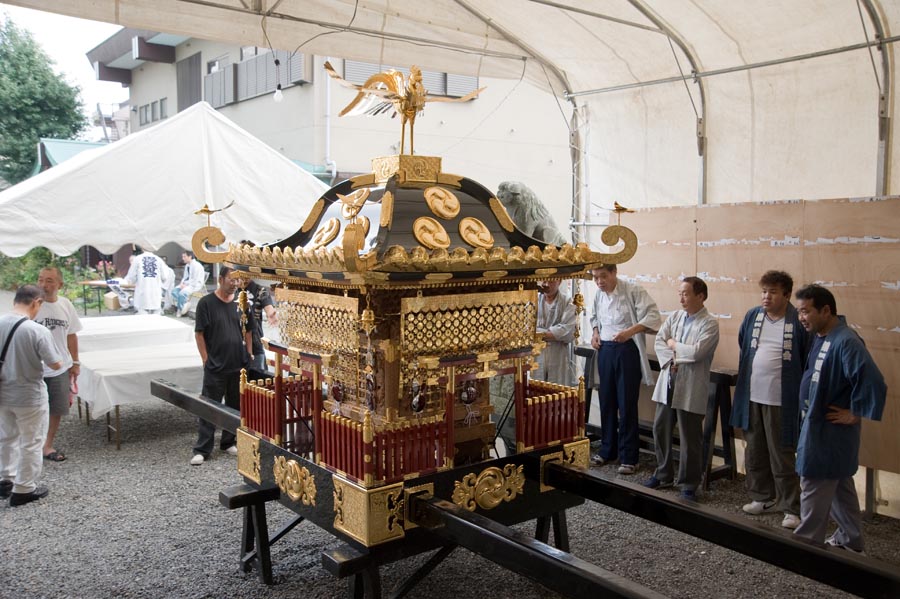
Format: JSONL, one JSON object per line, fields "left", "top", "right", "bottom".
{"left": 190, "top": 454, "right": 205, "bottom": 466}
{"left": 742, "top": 500, "right": 776, "bottom": 515}
{"left": 179, "top": 303, "right": 191, "bottom": 317}
{"left": 225, "top": 445, "right": 238, "bottom": 456}
{"left": 617, "top": 464, "right": 637, "bottom": 475}
{"left": 825, "top": 535, "right": 866, "bottom": 554}
{"left": 781, "top": 514, "right": 800, "bottom": 529}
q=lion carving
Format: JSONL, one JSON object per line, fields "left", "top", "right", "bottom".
{"left": 496, "top": 181, "right": 568, "bottom": 246}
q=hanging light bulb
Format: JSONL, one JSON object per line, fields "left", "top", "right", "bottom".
{"left": 273, "top": 83, "right": 284, "bottom": 103}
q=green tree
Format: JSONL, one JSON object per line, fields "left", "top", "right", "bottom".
{"left": 0, "top": 16, "right": 86, "bottom": 185}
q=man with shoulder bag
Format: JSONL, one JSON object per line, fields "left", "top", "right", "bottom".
{"left": 0, "top": 285, "right": 63, "bottom": 506}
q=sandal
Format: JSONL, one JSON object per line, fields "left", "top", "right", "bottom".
{"left": 43, "top": 451, "right": 67, "bottom": 462}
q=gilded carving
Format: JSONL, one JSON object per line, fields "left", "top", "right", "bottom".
{"left": 562, "top": 438, "right": 591, "bottom": 469}
{"left": 413, "top": 217, "right": 451, "bottom": 250}
{"left": 489, "top": 197, "right": 516, "bottom": 232}
{"left": 236, "top": 428, "right": 261, "bottom": 484}
{"left": 311, "top": 218, "right": 341, "bottom": 249}
{"left": 380, "top": 190, "right": 394, "bottom": 229}
{"left": 339, "top": 188, "right": 371, "bottom": 220}
{"left": 424, "top": 186, "right": 461, "bottom": 220}
{"left": 333, "top": 477, "right": 406, "bottom": 546}
{"left": 273, "top": 455, "right": 317, "bottom": 506}
{"left": 192, "top": 225, "right": 229, "bottom": 263}
{"left": 459, "top": 217, "right": 494, "bottom": 249}
{"left": 300, "top": 198, "right": 326, "bottom": 233}
{"left": 451, "top": 463, "right": 525, "bottom": 511}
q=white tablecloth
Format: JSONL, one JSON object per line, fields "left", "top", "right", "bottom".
{"left": 78, "top": 315, "right": 194, "bottom": 352}
{"left": 77, "top": 342, "right": 203, "bottom": 418}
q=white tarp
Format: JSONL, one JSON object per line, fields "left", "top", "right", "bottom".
{"left": 0, "top": 101, "right": 328, "bottom": 256}
{"left": 5, "top": 0, "right": 899, "bottom": 209}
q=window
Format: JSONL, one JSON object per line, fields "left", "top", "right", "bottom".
{"left": 240, "top": 46, "right": 270, "bottom": 61}
{"left": 139, "top": 104, "right": 149, "bottom": 126}
{"left": 207, "top": 55, "right": 229, "bottom": 74}
{"left": 151, "top": 101, "right": 159, "bottom": 122}
{"left": 343, "top": 60, "right": 478, "bottom": 98}
{"left": 159, "top": 98, "right": 168, "bottom": 119}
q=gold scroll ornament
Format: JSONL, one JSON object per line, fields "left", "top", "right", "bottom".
{"left": 451, "top": 463, "right": 525, "bottom": 511}
{"left": 273, "top": 455, "right": 317, "bottom": 506}
{"left": 191, "top": 226, "right": 229, "bottom": 264}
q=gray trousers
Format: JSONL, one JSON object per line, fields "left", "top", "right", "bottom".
{"left": 652, "top": 402, "right": 705, "bottom": 491}
{"left": 744, "top": 401, "right": 801, "bottom": 515}
{"left": 793, "top": 476, "right": 863, "bottom": 550}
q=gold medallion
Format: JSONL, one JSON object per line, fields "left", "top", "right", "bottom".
{"left": 311, "top": 218, "right": 341, "bottom": 248}
{"left": 459, "top": 217, "right": 494, "bottom": 249}
{"left": 424, "top": 186, "right": 461, "bottom": 220}
{"left": 413, "top": 216, "right": 451, "bottom": 250}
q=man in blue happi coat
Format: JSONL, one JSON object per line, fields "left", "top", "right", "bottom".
{"left": 792, "top": 285, "right": 886, "bottom": 553}
{"left": 731, "top": 271, "right": 808, "bottom": 529}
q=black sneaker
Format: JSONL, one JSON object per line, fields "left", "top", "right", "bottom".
{"left": 9, "top": 485, "right": 49, "bottom": 507}
{"left": 0, "top": 479, "right": 12, "bottom": 499}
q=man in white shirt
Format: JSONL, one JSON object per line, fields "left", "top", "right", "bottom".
{"left": 589, "top": 265, "right": 661, "bottom": 475}
{"left": 35, "top": 267, "right": 82, "bottom": 462}
{"left": 168, "top": 251, "right": 207, "bottom": 317}
{"left": 731, "top": 271, "right": 807, "bottom": 529}
{"left": 0, "top": 285, "right": 63, "bottom": 506}
{"left": 123, "top": 247, "right": 173, "bottom": 314}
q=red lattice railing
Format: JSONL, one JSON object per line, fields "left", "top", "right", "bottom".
{"left": 241, "top": 374, "right": 315, "bottom": 453}
{"left": 319, "top": 410, "right": 452, "bottom": 486}
{"left": 517, "top": 379, "right": 583, "bottom": 451}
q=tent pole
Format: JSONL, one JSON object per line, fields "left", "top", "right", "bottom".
{"left": 625, "top": 0, "right": 707, "bottom": 206}
{"left": 859, "top": 0, "right": 892, "bottom": 197}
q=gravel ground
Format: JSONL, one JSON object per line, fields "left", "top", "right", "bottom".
{"left": 2, "top": 398, "right": 899, "bottom": 599}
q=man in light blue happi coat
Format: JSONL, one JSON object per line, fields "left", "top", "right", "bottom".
{"left": 792, "top": 285, "right": 886, "bottom": 553}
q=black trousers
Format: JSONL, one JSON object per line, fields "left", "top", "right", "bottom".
{"left": 193, "top": 369, "right": 240, "bottom": 457}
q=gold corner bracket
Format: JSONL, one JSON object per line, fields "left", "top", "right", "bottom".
{"left": 333, "top": 477, "right": 405, "bottom": 546}
{"left": 236, "top": 428, "right": 262, "bottom": 484}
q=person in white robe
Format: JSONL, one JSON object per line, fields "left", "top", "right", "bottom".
{"left": 534, "top": 280, "right": 576, "bottom": 386}
{"left": 123, "top": 248, "right": 173, "bottom": 314}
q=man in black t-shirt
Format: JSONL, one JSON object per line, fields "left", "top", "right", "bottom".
{"left": 239, "top": 279, "right": 277, "bottom": 378}
{"left": 190, "top": 267, "right": 254, "bottom": 466}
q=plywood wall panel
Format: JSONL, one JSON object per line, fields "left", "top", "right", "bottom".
{"left": 626, "top": 196, "right": 900, "bottom": 474}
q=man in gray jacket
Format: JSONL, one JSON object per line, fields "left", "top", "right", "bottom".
{"left": 0, "top": 285, "right": 63, "bottom": 506}
{"left": 589, "top": 265, "right": 661, "bottom": 475}
{"left": 645, "top": 276, "right": 719, "bottom": 501}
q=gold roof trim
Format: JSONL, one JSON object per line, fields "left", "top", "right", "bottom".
{"left": 224, "top": 225, "right": 636, "bottom": 274}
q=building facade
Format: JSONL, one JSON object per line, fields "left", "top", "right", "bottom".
{"left": 88, "top": 31, "right": 575, "bottom": 233}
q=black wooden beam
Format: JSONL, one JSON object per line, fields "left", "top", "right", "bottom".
{"left": 131, "top": 36, "right": 176, "bottom": 63}
{"left": 406, "top": 493, "right": 669, "bottom": 599}
{"left": 542, "top": 462, "right": 900, "bottom": 599}
{"left": 150, "top": 380, "right": 239, "bottom": 433}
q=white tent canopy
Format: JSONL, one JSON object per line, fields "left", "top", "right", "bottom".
{"left": 0, "top": 101, "right": 328, "bottom": 257}
{"left": 7, "top": 0, "right": 899, "bottom": 215}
